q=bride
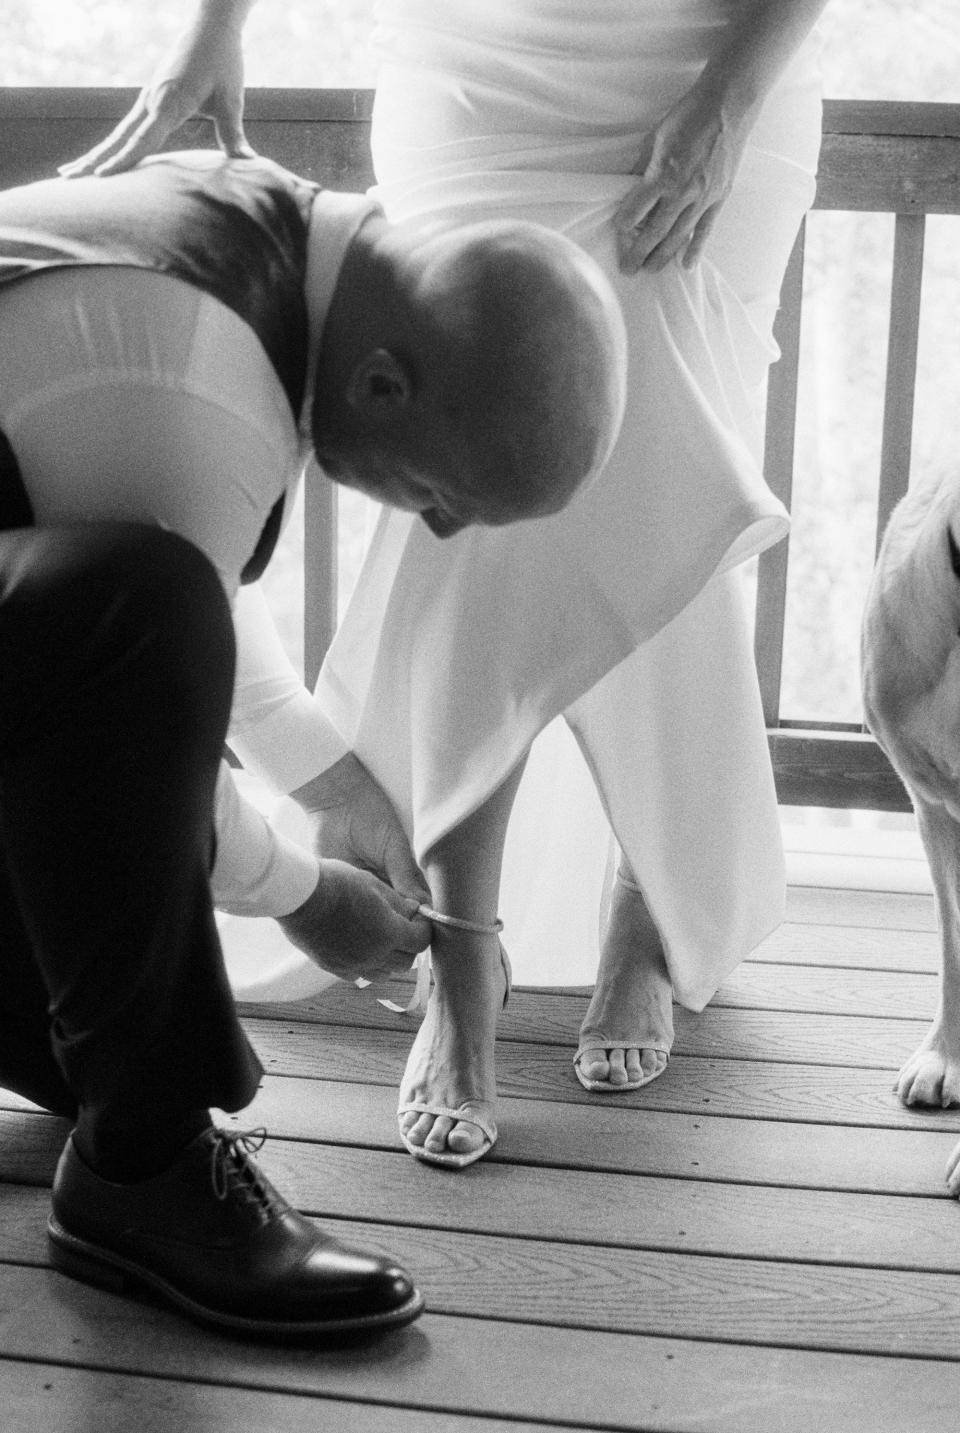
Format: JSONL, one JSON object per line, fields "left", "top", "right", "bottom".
{"left": 318, "top": 0, "right": 825, "bottom": 1164}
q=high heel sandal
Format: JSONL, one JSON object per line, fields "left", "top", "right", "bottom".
{"left": 573, "top": 872, "right": 672, "bottom": 1093}
{"left": 397, "top": 907, "right": 511, "bottom": 1170}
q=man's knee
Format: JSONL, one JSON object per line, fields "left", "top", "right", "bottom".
{"left": 0, "top": 524, "right": 235, "bottom": 728}
{"left": 4, "top": 521, "right": 222, "bottom": 614}
{"left": 87, "top": 524, "right": 232, "bottom": 658}
{"left": 84, "top": 525, "right": 236, "bottom": 720}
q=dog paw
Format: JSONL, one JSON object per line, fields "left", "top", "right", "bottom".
{"left": 896, "top": 1045, "right": 960, "bottom": 1108}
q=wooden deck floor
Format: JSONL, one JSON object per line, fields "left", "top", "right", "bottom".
{"left": 3, "top": 881, "right": 960, "bottom": 1430}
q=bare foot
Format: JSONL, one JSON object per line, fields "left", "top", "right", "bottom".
{"left": 576, "top": 873, "right": 673, "bottom": 1088}
{"left": 398, "top": 927, "right": 508, "bottom": 1162}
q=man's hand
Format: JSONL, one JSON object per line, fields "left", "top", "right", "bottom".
{"left": 60, "top": 7, "right": 253, "bottom": 178}
{"left": 277, "top": 859, "right": 432, "bottom": 982}
{"left": 291, "top": 753, "right": 432, "bottom": 906}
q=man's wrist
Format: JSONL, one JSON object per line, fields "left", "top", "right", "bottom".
{"left": 277, "top": 867, "right": 326, "bottom": 929}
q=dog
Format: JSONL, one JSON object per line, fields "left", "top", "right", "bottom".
{"left": 861, "top": 467, "right": 960, "bottom": 1194}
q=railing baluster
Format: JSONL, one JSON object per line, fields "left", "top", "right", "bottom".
{"left": 755, "top": 220, "right": 806, "bottom": 729}
{"left": 875, "top": 212, "right": 926, "bottom": 554}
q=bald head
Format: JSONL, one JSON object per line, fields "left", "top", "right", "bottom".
{"left": 407, "top": 219, "right": 628, "bottom": 520}
{"left": 311, "top": 211, "right": 627, "bottom": 535}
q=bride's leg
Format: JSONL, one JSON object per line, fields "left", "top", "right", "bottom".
{"left": 576, "top": 853, "right": 673, "bottom": 1089}
{"left": 399, "top": 756, "right": 527, "bottom": 1162}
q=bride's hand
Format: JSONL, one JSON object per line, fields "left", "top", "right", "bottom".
{"left": 614, "top": 83, "right": 750, "bottom": 275}
{"left": 60, "top": 8, "right": 253, "bottom": 178}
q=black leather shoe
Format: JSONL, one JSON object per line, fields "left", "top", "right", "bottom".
{"left": 48, "top": 1127, "right": 424, "bottom": 1338}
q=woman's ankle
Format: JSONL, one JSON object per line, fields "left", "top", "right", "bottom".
{"left": 430, "top": 930, "right": 507, "bottom": 1005}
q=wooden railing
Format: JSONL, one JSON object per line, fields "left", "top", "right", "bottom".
{"left": 759, "top": 99, "right": 960, "bottom": 811}
{"left": 2, "top": 88, "right": 958, "bottom": 811}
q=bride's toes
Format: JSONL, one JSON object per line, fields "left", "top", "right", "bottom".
{"left": 423, "top": 1114, "right": 458, "bottom": 1155}
{"left": 606, "top": 1047, "right": 666, "bottom": 1085}
{"left": 578, "top": 1049, "right": 611, "bottom": 1083}
{"left": 447, "top": 1118, "right": 489, "bottom": 1156}
{"left": 639, "top": 1048, "right": 668, "bottom": 1081}
{"left": 576, "top": 1044, "right": 668, "bottom": 1090}
{"left": 401, "top": 1107, "right": 489, "bottom": 1159}
{"left": 400, "top": 1111, "right": 433, "bottom": 1148}
{"left": 402, "top": 1110, "right": 464, "bottom": 1155}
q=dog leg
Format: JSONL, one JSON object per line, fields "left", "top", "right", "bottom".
{"left": 896, "top": 795, "right": 960, "bottom": 1113}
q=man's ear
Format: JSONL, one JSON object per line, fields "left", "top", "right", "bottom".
{"left": 345, "top": 348, "right": 414, "bottom": 416}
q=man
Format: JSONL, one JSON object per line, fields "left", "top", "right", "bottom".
{"left": 0, "top": 147, "right": 627, "bottom": 1338}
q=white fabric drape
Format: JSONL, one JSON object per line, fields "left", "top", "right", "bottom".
{"left": 313, "top": 0, "right": 823, "bottom": 1005}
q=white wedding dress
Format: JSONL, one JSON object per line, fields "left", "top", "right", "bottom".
{"left": 310, "top": 0, "right": 823, "bottom": 1007}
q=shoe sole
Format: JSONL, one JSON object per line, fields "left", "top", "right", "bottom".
{"left": 48, "top": 1217, "right": 425, "bottom": 1340}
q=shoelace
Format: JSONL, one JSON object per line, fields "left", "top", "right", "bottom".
{"left": 209, "top": 1127, "right": 283, "bottom": 1218}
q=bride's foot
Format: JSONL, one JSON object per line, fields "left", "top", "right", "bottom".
{"left": 398, "top": 928, "right": 509, "bottom": 1167}
{"left": 575, "top": 872, "right": 673, "bottom": 1091}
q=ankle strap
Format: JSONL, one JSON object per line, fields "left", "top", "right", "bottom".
{"left": 417, "top": 904, "right": 504, "bottom": 934}
{"left": 357, "top": 909, "right": 504, "bottom": 1019}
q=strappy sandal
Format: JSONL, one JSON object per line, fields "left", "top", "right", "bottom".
{"left": 573, "top": 869, "right": 672, "bottom": 1093}
{"left": 397, "top": 908, "right": 510, "bottom": 1170}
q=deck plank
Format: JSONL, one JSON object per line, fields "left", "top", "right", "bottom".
{"left": 0, "top": 1297, "right": 957, "bottom": 1433}
{"left": 2, "top": 1190, "right": 960, "bottom": 1360}
{"left": 3, "top": 1138, "right": 958, "bottom": 1272}
{"left": 0, "top": 1359, "right": 566, "bottom": 1433}
{"left": 243, "top": 957, "right": 941, "bottom": 1025}
{"left": 714, "top": 963, "right": 937, "bottom": 1016}
{"left": 239, "top": 1019, "right": 960, "bottom": 1130}
{"left": 784, "top": 886, "right": 936, "bottom": 930}
{"left": 245, "top": 998, "right": 926, "bottom": 1071}
{"left": 1, "top": 1094, "right": 956, "bottom": 1196}
{"left": 219, "top": 1144, "right": 960, "bottom": 1273}
{"left": 349, "top": 1220, "right": 960, "bottom": 1359}
{"left": 748, "top": 920, "right": 940, "bottom": 972}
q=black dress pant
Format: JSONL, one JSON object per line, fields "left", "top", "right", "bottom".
{"left": 0, "top": 522, "right": 262, "bottom": 1122}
